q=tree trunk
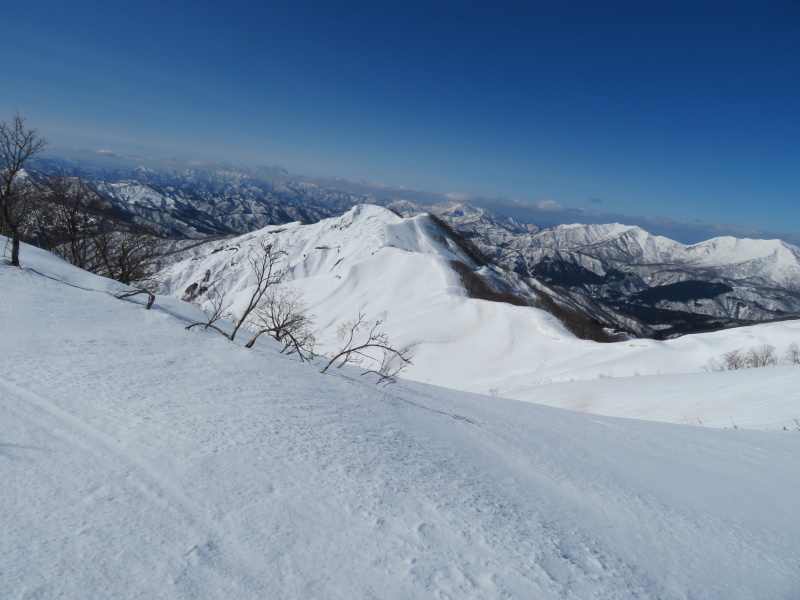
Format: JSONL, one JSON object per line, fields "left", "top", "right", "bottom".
{"left": 10, "top": 233, "right": 20, "bottom": 267}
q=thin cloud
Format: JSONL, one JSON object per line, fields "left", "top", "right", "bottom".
{"left": 444, "top": 191, "right": 474, "bottom": 201}
{"left": 535, "top": 199, "right": 565, "bottom": 211}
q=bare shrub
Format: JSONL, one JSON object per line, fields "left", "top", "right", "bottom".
{"left": 185, "top": 242, "right": 316, "bottom": 359}
{"left": 785, "top": 343, "right": 800, "bottom": 365}
{"left": 701, "top": 357, "right": 723, "bottom": 372}
{"left": 227, "top": 241, "right": 286, "bottom": 341}
{"left": 703, "top": 344, "right": 782, "bottom": 371}
{"left": 745, "top": 344, "right": 777, "bottom": 368}
{"left": 244, "top": 287, "right": 316, "bottom": 361}
{"left": 721, "top": 349, "right": 746, "bottom": 370}
{"left": 90, "top": 227, "right": 164, "bottom": 286}
{"left": 320, "top": 311, "right": 412, "bottom": 385}
{"left": 185, "top": 288, "right": 235, "bottom": 339}
{"left": 187, "top": 241, "right": 286, "bottom": 342}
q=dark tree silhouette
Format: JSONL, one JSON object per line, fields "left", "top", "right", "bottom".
{"left": 0, "top": 113, "right": 47, "bottom": 266}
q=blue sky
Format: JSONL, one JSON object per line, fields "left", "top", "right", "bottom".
{"left": 2, "top": 0, "right": 799, "bottom": 240}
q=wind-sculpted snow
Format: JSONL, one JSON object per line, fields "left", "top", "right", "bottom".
{"left": 2, "top": 239, "right": 799, "bottom": 599}
{"left": 154, "top": 207, "right": 800, "bottom": 430}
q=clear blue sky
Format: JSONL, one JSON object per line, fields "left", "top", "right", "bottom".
{"left": 2, "top": 0, "right": 799, "bottom": 239}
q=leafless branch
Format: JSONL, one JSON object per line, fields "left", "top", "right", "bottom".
{"left": 244, "top": 287, "right": 315, "bottom": 361}
{"left": 115, "top": 289, "right": 156, "bottom": 310}
{"left": 185, "top": 288, "right": 234, "bottom": 339}
{"left": 227, "top": 241, "right": 286, "bottom": 341}
{"left": 320, "top": 311, "right": 412, "bottom": 384}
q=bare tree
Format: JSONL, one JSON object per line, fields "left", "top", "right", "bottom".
{"left": 320, "top": 311, "right": 412, "bottom": 385}
{"left": 704, "top": 344, "right": 783, "bottom": 371}
{"left": 244, "top": 287, "right": 316, "bottom": 360}
{"left": 88, "top": 226, "right": 163, "bottom": 286}
{"left": 28, "top": 172, "right": 164, "bottom": 285}
{"left": 186, "top": 241, "right": 286, "bottom": 342}
{"left": 721, "top": 349, "right": 746, "bottom": 370}
{"left": 185, "top": 287, "right": 236, "bottom": 338}
{"left": 228, "top": 241, "right": 286, "bottom": 341}
{"left": 32, "top": 173, "right": 105, "bottom": 268}
{"left": 703, "top": 349, "right": 745, "bottom": 371}
{"left": 745, "top": 344, "right": 777, "bottom": 368}
{"left": 0, "top": 113, "right": 47, "bottom": 266}
{"left": 785, "top": 342, "right": 800, "bottom": 365}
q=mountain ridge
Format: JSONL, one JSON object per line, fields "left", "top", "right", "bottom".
{"left": 26, "top": 158, "right": 800, "bottom": 338}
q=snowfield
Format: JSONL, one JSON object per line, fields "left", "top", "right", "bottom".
{"left": 2, "top": 239, "right": 800, "bottom": 599}
{"left": 156, "top": 205, "right": 800, "bottom": 430}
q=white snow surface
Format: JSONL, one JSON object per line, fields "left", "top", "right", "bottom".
{"left": 3, "top": 240, "right": 800, "bottom": 599}
{"left": 155, "top": 205, "right": 800, "bottom": 430}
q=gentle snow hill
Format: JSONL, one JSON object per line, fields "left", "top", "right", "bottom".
{"left": 155, "top": 205, "right": 800, "bottom": 429}
{"left": 2, "top": 239, "right": 799, "bottom": 599}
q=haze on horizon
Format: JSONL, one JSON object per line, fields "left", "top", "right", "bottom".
{"left": 2, "top": 0, "right": 798, "bottom": 241}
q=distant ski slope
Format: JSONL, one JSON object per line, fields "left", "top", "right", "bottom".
{"left": 2, "top": 238, "right": 799, "bottom": 599}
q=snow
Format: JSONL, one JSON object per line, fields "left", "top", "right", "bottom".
{"left": 529, "top": 222, "right": 800, "bottom": 286}
{"left": 503, "top": 366, "right": 800, "bottom": 429}
{"left": 156, "top": 206, "right": 800, "bottom": 430}
{"left": 2, "top": 237, "right": 800, "bottom": 599}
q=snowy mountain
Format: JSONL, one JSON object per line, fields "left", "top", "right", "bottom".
{"left": 30, "top": 158, "right": 352, "bottom": 237}
{"left": 154, "top": 205, "right": 800, "bottom": 428}
{"left": 30, "top": 158, "right": 800, "bottom": 338}
{"left": 3, "top": 236, "right": 800, "bottom": 599}
{"left": 427, "top": 214, "right": 800, "bottom": 338}
{"left": 92, "top": 179, "right": 328, "bottom": 238}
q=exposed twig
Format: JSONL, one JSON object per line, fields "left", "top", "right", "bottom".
{"left": 115, "top": 289, "right": 156, "bottom": 310}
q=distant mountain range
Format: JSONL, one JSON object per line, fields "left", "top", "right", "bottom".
{"left": 29, "top": 157, "right": 800, "bottom": 339}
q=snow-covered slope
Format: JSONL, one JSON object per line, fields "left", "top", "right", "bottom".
{"left": 155, "top": 206, "right": 800, "bottom": 429}
{"left": 3, "top": 239, "right": 800, "bottom": 599}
